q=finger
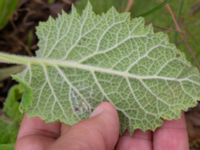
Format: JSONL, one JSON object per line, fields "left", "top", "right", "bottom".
{"left": 116, "top": 130, "right": 152, "bottom": 150}
{"left": 49, "top": 102, "right": 119, "bottom": 150}
{"left": 15, "top": 115, "right": 61, "bottom": 150}
{"left": 17, "top": 115, "right": 61, "bottom": 139}
{"left": 61, "top": 124, "right": 71, "bottom": 135}
{"left": 153, "top": 114, "right": 189, "bottom": 150}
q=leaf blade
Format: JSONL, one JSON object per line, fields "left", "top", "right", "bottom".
{"left": 0, "top": 3, "right": 200, "bottom": 131}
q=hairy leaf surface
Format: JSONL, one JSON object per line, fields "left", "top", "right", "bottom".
{"left": 0, "top": 3, "right": 200, "bottom": 131}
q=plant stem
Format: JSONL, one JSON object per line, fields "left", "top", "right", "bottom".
{"left": 0, "top": 52, "right": 197, "bottom": 82}
{"left": 0, "top": 52, "right": 29, "bottom": 65}
{"left": 174, "top": 0, "right": 185, "bottom": 42}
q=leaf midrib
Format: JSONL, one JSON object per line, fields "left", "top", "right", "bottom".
{"left": 0, "top": 52, "right": 196, "bottom": 84}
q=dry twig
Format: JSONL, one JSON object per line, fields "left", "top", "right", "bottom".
{"left": 125, "top": 0, "right": 134, "bottom": 12}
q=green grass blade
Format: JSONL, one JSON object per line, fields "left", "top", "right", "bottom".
{"left": 136, "top": 0, "right": 170, "bottom": 17}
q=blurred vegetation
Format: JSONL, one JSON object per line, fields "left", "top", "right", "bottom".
{"left": 0, "top": 85, "right": 23, "bottom": 149}
{"left": 0, "top": 0, "right": 19, "bottom": 29}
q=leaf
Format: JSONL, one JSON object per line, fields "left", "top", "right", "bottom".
{"left": 79, "top": 0, "right": 200, "bottom": 65}
{"left": 3, "top": 84, "right": 23, "bottom": 123}
{"left": 0, "top": 144, "right": 14, "bottom": 150}
{"left": 0, "top": 0, "right": 19, "bottom": 29}
{"left": 0, "top": 3, "right": 200, "bottom": 131}
{"left": 130, "top": 0, "right": 200, "bottom": 65}
{"left": 75, "top": 0, "right": 127, "bottom": 14}
{"left": 0, "top": 119, "right": 18, "bottom": 145}
{"left": 0, "top": 65, "right": 24, "bottom": 81}
{"left": 0, "top": 85, "right": 23, "bottom": 148}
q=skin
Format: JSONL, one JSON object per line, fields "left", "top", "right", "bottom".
{"left": 15, "top": 102, "right": 189, "bottom": 150}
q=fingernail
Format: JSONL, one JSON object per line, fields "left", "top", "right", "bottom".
{"left": 90, "top": 103, "right": 105, "bottom": 118}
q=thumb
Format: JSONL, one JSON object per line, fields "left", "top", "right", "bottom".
{"left": 50, "top": 102, "right": 119, "bottom": 150}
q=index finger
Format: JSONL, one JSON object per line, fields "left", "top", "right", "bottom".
{"left": 153, "top": 114, "right": 189, "bottom": 150}
{"left": 17, "top": 115, "right": 61, "bottom": 139}
{"left": 15, "top": 115, "right": 62, "bottom": 150}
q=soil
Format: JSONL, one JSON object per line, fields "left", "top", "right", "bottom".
{"left": 0, "top": 0, "right": 200, "bottom": 149}
{"left": 0, "top": 0, "right": 74, "bottom": 106}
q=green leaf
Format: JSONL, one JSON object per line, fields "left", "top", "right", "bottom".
{"left": 0, "top": 3, "right": 200, "bottom": 131}
{"left": 0, "top": 0, "right": 19, "bottom": 29}
{"left": 130, "top": 0, "right": 200, "bottom": 64}
{"left": 0, "top": 65, "right": 25, "bottom": 81}
{"left": 75, "top": 0, "right": 200, "bottom": 65}
{"left": 75, "top": 0, "right": 127, "bottom": 14}
{"left": 0, "top": 144, "right": 14, "bottom": 150}
{"left": 0, "top": 118, "right": 18, "bottom": 145}
{"left": 3, "top": 84, "right": 23, "bottom": 123}
{"left": 0, "top": 85, "right": 23, "bottom": 148}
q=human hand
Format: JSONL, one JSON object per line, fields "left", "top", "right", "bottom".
{"left": 15, "top": 102, "right": 189, "bottom": 150}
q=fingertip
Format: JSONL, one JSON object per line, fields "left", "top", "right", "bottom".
{"left": 61, "top": 124, "right": 71, "bottom": 136}
{"left": 133, "top": 129, "right": 152, "bottom": 141}
{"left": 17, "top": 114, "right": 61, "bottom": 139}
{"left": 154, "top": 113, "right": 189, "bottom": 150}
{"left": 16, "top": 115, "right": 61, "bottom": 150}
{"left": 83, "top": 102, "right": 120, "bottom": 149}
{"left": 56, "top": 102, "right": 119, "bottom": 150}
{"left": 90, "top": 102, "right": 118, "bottom": 118}
{"left": 91, "top": 102, "right": 120, "bottom": 142}
{"left": 161, "top": 114, "right": 186, "bottom": 129}
{"left": 116, "top": 130, "right": 152, "bottom": 150}
{"left": 90, "top": 102, "right": 120, "bottom": 142}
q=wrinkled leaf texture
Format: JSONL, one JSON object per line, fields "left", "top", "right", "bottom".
{"left": 0, "top": 3, "right": 200, "bottom": 132}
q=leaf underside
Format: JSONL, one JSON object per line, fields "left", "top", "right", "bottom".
{"left": 2, "top": 3, "right": 200, "bottom": 131}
